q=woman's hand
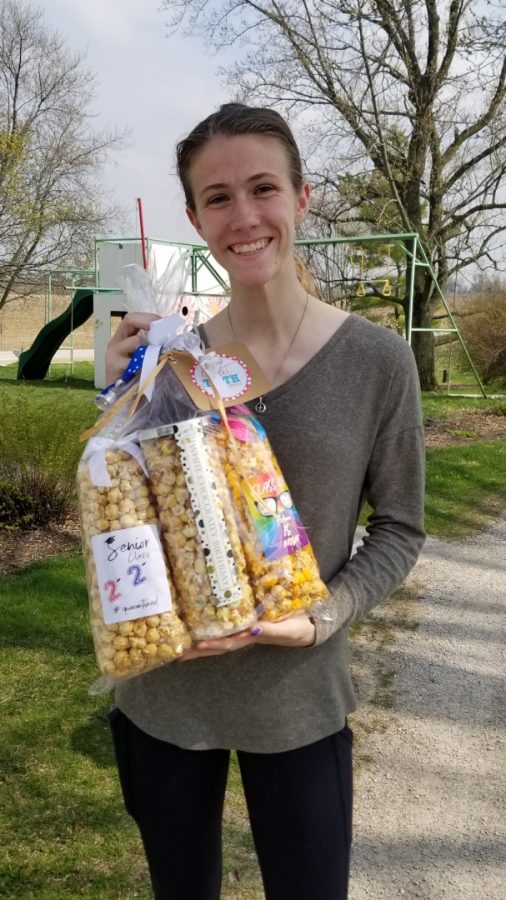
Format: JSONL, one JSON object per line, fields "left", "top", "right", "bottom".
{"left": 178, "top": 616, "right": 316, "bottom": 662}
{"left": 105, "top": 312, "right": 160, "bottom": 384}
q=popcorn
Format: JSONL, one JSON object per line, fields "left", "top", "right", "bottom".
{"left": 208, "top": 414, "right": 329, "bottom": 621}
{"left": 140, "top": 411, "right": 328, "bottom": 633}
{"left": 78, "top": 450, "right": 191, "bottom": 683}
{"left": 141, "top": 422, "right": 257, "bottom": 640}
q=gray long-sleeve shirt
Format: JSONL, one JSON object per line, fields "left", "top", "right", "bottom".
{"left": 116, "top": 315, "right": 425, "bottom": 752}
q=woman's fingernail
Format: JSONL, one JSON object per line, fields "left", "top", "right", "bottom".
{"left": 251, "top": 626, "right": 262, "bottom": 637}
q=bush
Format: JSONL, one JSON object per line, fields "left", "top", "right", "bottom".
{"left": 0, "top": 465, "right": 72, "bottom": 529}
{"left": 459, "top": 288, "right": 506, "bottom": 383}
{"left": 0, "top": 377, "right": 96, "bottom": 530}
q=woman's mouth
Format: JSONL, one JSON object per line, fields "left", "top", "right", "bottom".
{"left": 230, "top": 238, "right": 271, "bottom": 255}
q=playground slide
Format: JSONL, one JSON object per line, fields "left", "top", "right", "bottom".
{"left": 17, "top": 289, "right": 94, "bottom": 380}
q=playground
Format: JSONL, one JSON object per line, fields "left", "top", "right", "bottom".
{"left": 1, "top": 230, "right": 498, "bottom": 397}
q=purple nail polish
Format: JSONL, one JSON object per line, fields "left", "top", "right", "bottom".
{"left": 251, "top": 626, "right": 262, "bottom": 636}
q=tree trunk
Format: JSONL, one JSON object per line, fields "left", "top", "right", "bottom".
{"left": 412, "top": 328, "right": 437, "bottom": 390}
{"left": 411, "top": 283, "right": 438, "bottom": 390}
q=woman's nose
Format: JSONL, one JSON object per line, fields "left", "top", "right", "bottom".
{"left": 230, "top": 195, "right": 260, "bottom": 230}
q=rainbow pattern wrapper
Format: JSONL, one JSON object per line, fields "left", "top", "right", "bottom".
{"left": 206, "top": 409, "right": 329, "bottom": 621}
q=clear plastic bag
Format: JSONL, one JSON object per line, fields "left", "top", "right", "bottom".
{"left": 139, "top": 407, "right": 328, "bottom": 637}
{"left": 78, "top": 447, "right": 191, "bottom": 690}
{"left": 207, "top": 409, "right": 329, "bottom": 621}
{"left": 83, "top": 261, "right": 327, "bottom": 650}
{"left": 140, "top": 420, "right": 257, "bottom": 640}
{"left": 96, "top": 253, "right": 193, "bottom": 411}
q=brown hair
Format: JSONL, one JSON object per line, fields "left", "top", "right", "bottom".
{"left": 294, "top": 254, "right": 319, "bottom": 297}
{"left": 176, "top": 102, "right": 304, "bottom": 212}
{"left": 176, "top": 103, "right": 319, "bottom": 296}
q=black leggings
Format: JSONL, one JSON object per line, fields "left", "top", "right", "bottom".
{"left": 109, "top": 708, "right": 353, "bottom": 900}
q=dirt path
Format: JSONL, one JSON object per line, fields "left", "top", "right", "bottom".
{"left": 349, "top": 516, "right": 506, "bottom": 899}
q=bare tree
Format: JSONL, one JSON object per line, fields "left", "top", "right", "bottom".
{"left": 164, "top": 0, "right": 506, "bottom": 389}
{"left": 0, "top": 0, "right": 124, "bottom": 311}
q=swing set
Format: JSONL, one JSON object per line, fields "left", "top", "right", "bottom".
{"left": 295, "top": 231, "right": 488, "bottom": 397}
{"left": 21, "top": 230, "right": 491, "bottom": 397}
{"left": 352, "top": 244, "right": 393, "bottom": 298}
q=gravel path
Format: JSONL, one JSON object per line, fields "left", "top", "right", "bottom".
{"left": 349, "top": 516, "right": 506, "bottom": 900}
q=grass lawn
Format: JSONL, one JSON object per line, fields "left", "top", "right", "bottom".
{"left": 425, "top": 440, "right": 506, "bottom": 537}
{"left": 0, "top": 360, "right": 96, "bottom": 387}
{"left": 0, "top": 553, "right": 262, "bottom": 899}
{"left": 0, "top": 363, "right": 98, "bottom": 521}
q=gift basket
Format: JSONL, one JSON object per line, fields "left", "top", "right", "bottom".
{"left": 78, "top": 258, "right": 328, "bottom": 688}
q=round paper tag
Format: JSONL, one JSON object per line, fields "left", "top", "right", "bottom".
{"left": 191, "top": 354, "right": 252, "bottom": 401}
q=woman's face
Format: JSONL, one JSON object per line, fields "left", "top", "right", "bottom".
{"left": 186, "top": 134, "right": 311, "bottom": 289}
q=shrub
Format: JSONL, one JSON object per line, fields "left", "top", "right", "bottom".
{"left": 0, "top": 378, "right": 96, "bottom": 530}
{"left": 0, "top": 465, "right": 72, "bottom": 529}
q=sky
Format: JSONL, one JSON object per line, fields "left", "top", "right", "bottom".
{"left": 41, "top": 0, "right": 232, "bottom": 243}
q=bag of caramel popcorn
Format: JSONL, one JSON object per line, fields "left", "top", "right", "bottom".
{"left": 140, "top": 420, "right": 257, "bottom": 640}
{"left": 78, "top": 439, "right": 191, "bottom": 690}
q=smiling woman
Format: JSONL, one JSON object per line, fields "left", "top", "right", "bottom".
{"left": 185, "top": 135, "right": 311, "bottom": 303}
{"left": 105, "top": 103, "right": 426, "bottom": 900}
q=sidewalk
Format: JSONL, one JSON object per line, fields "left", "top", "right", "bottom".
{"left": 350, "top": 517, "right": 506, "bottom": 899}
{"left": 0, "top": 349, "right": 94, "bottom": 366}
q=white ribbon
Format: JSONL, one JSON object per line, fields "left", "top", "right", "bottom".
{"left": 138, "top": 315, "right": 206, "bottom": 402}
{"left": 196, "top": 351, "right": 227, "bottom": 389}
{"left": 83, "top": 437, "right": 148, "bottom": 487}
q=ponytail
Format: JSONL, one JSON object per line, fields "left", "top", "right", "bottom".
{"left": 294, "top": 254, "right": 319, "bottom": 297}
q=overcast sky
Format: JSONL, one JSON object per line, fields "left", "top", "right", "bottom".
{"left": 41, "top": 0, "right": 232, "bottom": 243}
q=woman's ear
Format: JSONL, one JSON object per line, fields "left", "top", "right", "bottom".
{"left": 294, "top": 182, "right": 311, "bottom": 225}
{"left": 186, "top": 207, "right": 203, "bottom": 238}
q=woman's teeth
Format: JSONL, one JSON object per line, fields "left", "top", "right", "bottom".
{"left": 231, "top": 239, "right": 269, "bottom": 255}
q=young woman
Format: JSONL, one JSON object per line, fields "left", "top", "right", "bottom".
{"left": 106, "top": 103, "right": 425, "bottom": 900}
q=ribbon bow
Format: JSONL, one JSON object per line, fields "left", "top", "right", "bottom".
{"left": 82, "top": 436, "right": 148, "bottom": 487}
{"left": 139, "top": 315, "right": 204, "bottom": 402}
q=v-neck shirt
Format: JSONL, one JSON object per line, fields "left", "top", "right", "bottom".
{"left": 116, "top": 314, "right": 425, "bottom": 752}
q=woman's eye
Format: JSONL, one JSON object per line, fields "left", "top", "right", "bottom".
{"left": 255, "top": 184, "right": 274, "bottom": 195}
{"left": 208, "top": 194, "right": 228, "bottom": 205}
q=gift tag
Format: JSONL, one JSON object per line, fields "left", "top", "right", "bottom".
{"left": 191, "top": 353, "right": 252, "bottom": 401}
{"left": 92, "top": 524, "right": 172, "bottom": 624}
{"left": 167, "top": 341, "right": 271, "bottom": 410}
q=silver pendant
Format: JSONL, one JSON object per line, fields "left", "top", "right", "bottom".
{"left": 255, "top": 397, "right": 267, "bottom": 414}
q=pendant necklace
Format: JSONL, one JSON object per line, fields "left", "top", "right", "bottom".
{"left": 226, "top": 293, "right": 309, "bottom": 414}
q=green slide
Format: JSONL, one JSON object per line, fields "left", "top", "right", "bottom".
{"left": 17, "top": 289, "right": 94, "bottom": 380}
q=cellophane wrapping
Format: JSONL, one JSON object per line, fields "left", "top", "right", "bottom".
{"left": 207, "top": 409, "right": 329, "bottom": 621}
{"left": 77, "top": 446, "right": 191, "bottom": 690}
{"left": 139, "top": 407, "right": 328, "bottom": 637}
{"left": 80, "top": 261, "right": 328, "bottom": 679}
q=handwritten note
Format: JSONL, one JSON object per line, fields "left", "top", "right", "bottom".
{"left": 91, "top": 524, "right": 172, "bottom": 624}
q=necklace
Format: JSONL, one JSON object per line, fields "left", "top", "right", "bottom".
{"left": 226, "top": 293, "right": 309, "bottom": 414}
